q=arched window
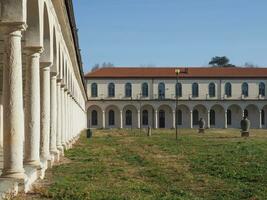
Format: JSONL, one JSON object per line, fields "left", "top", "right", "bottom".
{"left": 192, "top": 83, "right": 199, "bottom": 97}
{"left": 227, "top": 109, "right": 231, "bottom": 125}
{"left": 91, "top": 83, "right": 98, "bottom": 97}
{"left": 125, "top": 83, "right": 132, "bottom": 97}
{"left": 193, "top": 110, "right": 199, "bottom": 125}
{"left": 244, "top": 109, "right": 248, "bottom": 118}
{"left": 210, "top": 109, "right": 215, "bottom": 125}
{"left": 91, "top": 110, "right": 98, "bottom": 126}
{"left": 242, "top": 82, "right": 249, "bottom": 97}
{"left": 142, "top": 110, "right": 148, "bottom": 125}
{"left": 259, "top": 82, "right": 265, "bottom": 96}
{"left": 109, "top": 110, "right": 115, "bottom": 126}
{"left": 108, "top": 83, "right": 115, "bottom": 97}
{"left": 126, "top": 110, "right": 132, "bottom": 126}
{"left": 176, "top": 110, "right": 182, "bottom": 125}
{"left": 262, "top": 110, "right": 265, "bottom": 125}
{"left": 142, "top": 83, "right": 149, "bottom": 97}
{"left": 176, "top": 83, "right": 182, "bottom": 97}
{"left": 209, "top": 83, "right": 216, "bottom": 97}
{"left": 225, "top": 82, "right": 232, "bottom": 97}
{"left": 158, "top": 82, "right": 165, "bottom": 99}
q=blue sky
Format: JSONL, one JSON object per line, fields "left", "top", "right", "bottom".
{"left": 73, "top": 0, "right": 267, "bottom": 72}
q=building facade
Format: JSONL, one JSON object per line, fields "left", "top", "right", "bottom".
{"left": 0, "top": 0, "right": 87, "bottom": 196}
{"left": 85, "top": 67, "right": 267, "bottom": 130}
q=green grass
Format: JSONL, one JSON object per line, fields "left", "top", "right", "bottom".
{"left": 41, "top": 129, "right": 267, "bottom": 200}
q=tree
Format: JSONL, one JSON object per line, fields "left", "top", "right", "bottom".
{"left": 244, "top": 62, "right": 258, "bottom": 68}
{"left": 91, "top": 62, "right": 114, "bottom": 72}
{"left": 209, "top": 56, "right": 235, "bottom": 67}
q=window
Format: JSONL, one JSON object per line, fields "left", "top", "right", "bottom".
{"left": 176, "top": 83, "right": 182, "bottom": 97}
{"left": 242, "top": 82, "right": 249, "bottom": 97}
{"left": 125, "top": 83, "right": 132, "bottom": 97}
{"left": 142, "top": 83, "right": 149, "bottom": 97}
{"left": 227, "top": 109, "right": 231, "bottom": 125}
{"left": 176, "top": 110, "right": 182, "bottom": 125}
{"left": 91, "top": 83, "right": 98, "bottom": 97}
{"left": 126, "top": 110, "right": 132, "bottom": 126}
{"left": 193, "top": 110, "right": 199, "bottom": 125}
{"left": 259, "top": 82, "right": 265, "bottom": 96}
{"left": 91, "top": 110, "right": 98, "bottom": 126}
{"left": 225, "top": 82, "right": 232, "bottom": 97}
{"left": 108, "top": 83, "right": 115, "bottom": 97}
{"left": 158, "top": 82, "right": 165, "bottom": 99}
{"left": 210, "top": 109, "right": 215, "bottom": 126}
{"left": 192, "top": 83, "right": 199, "bottom": 97}
{"left": 262, "top": 110, "right": 265, "bottom": 125}
{"left": 109, "top": 110, "right": 115, "bottom": 126}
{"left": 209, "top": 83, "right": 216, "bottom": 97}
{"left": 244, "top": 109, "right": 248, "bottom": 118}
{"left": 142, "top": 110, "right": 148, "bottom": 125}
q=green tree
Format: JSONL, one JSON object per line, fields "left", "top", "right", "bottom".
{"left": 209, "top": 56, "right": 235, "bottom": 67}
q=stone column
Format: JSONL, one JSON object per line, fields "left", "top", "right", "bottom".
{"left": 24, "top": 47, "right": 42, "bottom": 167}
{"left": 137, "top": 110, "right": 141, "bottom": 129}
{"left": 50, "top": 72, "right": 58, "bottom": 155}
{"left": 120, "top": 110, "right": 123, "bottom": 129}
{"left": 259, "top": 110, "right": 262, "bottom": 129}
{"left": 172, "top": 110, "right": 176, "bottom": 129}
{"left": 1, "top": 25, "right": 26, "bottom": 179}
{"left": 224, "top": 111, "right": 228, "bottom": 129}
{"left": 61, "top": 86, "right": 66, "bottom": 148}
{"left": 190, "top": 110, "right": 193, "bottom": 128}
{"left": 56, "top": 81, "right": 63, "bottom": 152}
{"left": 207, "top": 110, "right": 210, "bottom": 128}
{"left": 40, "top": 62, "right": 52, "bottom": 160}
{"left": 242, "top": 110, "right": 245, "bottom": 118}
{"left": 102, "top": 111, "right": 106, "bottom": 128}
{"left": 155, "top": 110, "right": 158, "bottom": 129}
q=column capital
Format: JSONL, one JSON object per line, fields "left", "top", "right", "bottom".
{"left": 0, "top": 22, "right": 27, "bottom": 34}
{"left": 24, "top": 46, "right": 43, "bottom": 55}
{"left": 50, "top": 71, "right": 58, "bottom": 77}
{"left": 40, "top": 61, "right": 52, "bottom": 69}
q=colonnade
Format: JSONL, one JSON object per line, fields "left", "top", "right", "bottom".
{"left": 0, "top": 0, "right": 87, "bottom": 189}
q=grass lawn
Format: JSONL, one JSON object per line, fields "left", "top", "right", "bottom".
{"left": 22, "top": 129, "right": 267, "bottom": 200}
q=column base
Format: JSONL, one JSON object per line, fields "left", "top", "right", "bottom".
{"left": 1, "top": 170, "right": 26, "bottom": 180}
{"left": 23, "top": 160, "right": 41, "bottom": 169}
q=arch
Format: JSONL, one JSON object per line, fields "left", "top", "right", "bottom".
{"left": 87, "top": 105, "right": 102, "bottom": 128}
{"left": 141, "top": 104, "right": 155, "bottom": 128}
{"left": 210, "top": 104, "right": 225, "bottom": 128}
{"left": 177, "top": 104, "right": 190, "bottom": 128}
{"left": 242, "top": 82, "right": 249, "bottom": 97}
{"left": 142, "top": 82, "right": 149, "bottom": 97}
{"left": 158, "top": 82, "right": 165, "bottom": 99}
{"left": 108, "top": 110, "right": 115, "bottom": 126}
{"left": 225, "top": 82, "right": 232, "bottom": 97}
{"left": 105, "top": 105, "right": 120, "bottom": 128}
{"left": 176, "top": 82, "right": 182, "bottom": 97}
{"left": 176, "top": 109, "right": 182, "bottom": 125}
{"left": 209, "top": 82, "right": 216, "bottom": 97}
{"left": 227, "top": 104, "right": 242, "bottom": 128}
{"left": 210, "top": 109, "right": 215, "bottom": 126}
{"left": 244, "top": 104, "right": 260, "bottom": 128}
{"left": 91, "top": 83, "right": 98, "bottom": 97}
{"left": 123, "top": 105, "right": 138, "bottom": 128}
{"left": 192, "top": 83, "right": 199, "bottom": 97}
{"left": 193, "top": 110, "right": 199, "bottom": 125}
{"left": 259, "top": 82, "right": 265, "bottom": 96}
{"left": 91, "top": 110, "right": 98, "bottom": 126}
{"left": 125, "top": 83, "right": 132, "bottom": 97}
{"left": 108, "top": 83, "right": 115, "bottom": 97}
{"left": 158, "top": 104, "right": 172, "bottom": 128}
{"left": 142, "top": 110, "right": 149, "bottom": 126}
{"left": 193, "top": 104, "right": 208, "bottom": 127}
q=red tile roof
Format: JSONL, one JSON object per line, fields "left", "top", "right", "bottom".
{"left": 84, "top": 67, "right": 267, "bottom": 79}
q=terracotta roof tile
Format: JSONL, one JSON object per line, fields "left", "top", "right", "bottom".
{"left": 84, "top": 67, "right": 267, "bottom": 78}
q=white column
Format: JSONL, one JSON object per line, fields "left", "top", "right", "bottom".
{"left": 172, "top": 110, "right": 176, "bottom": 129}
{"left": 120, "top": 110, "right": 123, "bottom": 129}
{"left": 1, "top": 26, "right": 26, "bottom": 179}
{"left": 56, "top": 81, "right": 63, "bottom": 151}
{"left": 61, "top": 87, "right": 66, "bottom": 148}
{"left": 40, "top": 62, "right": 52, "bottom": 160}
{"left": 224, "top": 111, "right": 228, "bottom": 129}
{"left": 259, "top": 110, "right": 262, "bottom": 129}
{"left": 24, "top": 47, "right": 42, "bottom": 167}
{"left": 190, "top": 110, "right": 193, "bottom": 128}
{"left": 50, "top": 72, "right": 58, "bottom": 155}
{"left": 155, "top": 110, "right": 158, "bottom": 129}
{"left": 242, "top": 110, "right": 245, "bottom": 118}
{"left": 207, "top": 110, "right": 210, "bottom": 128}
{"left": 102, "top": 110, "right": 106, "bottom": 128}
{"left": 137, "top": 110, "right": 141, "bottom": 129}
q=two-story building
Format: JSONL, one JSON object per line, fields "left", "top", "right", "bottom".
{"left": 85, "top": 67, "right": 267, "bottom": 129}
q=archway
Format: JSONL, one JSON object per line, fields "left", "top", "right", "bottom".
{"left": 87, "top": 105, "right": 102, "bottom": 129}
{"left": 210, "top": 104, "right": 225, "bottom": 128}
{"left": 105, "top": 105, "right": 120, "bottom": 128}
{"left": 227, "top": 104, "right": 242, "bottom": 128}
{"left": 158, "top": 104, "right": 172, "bottom": 128}
{"left": 122, "top": 105, "right": 138, "bottom": 128}
{"left": 245, "top": 104, "right": 260, "bottom": 128}
{"left": 177, "top": 104, "right": 190, "bottom": 128}
{"left": 193, "top": 104, "right": 208, "bottom": 128}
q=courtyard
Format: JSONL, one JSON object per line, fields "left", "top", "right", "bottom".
{"left": 14, "top": 128, "right": 267, "bottom": 200}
